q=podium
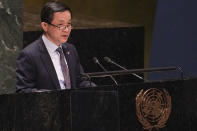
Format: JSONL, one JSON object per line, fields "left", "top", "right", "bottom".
{"left": 0, "top": 78, "right": 197, "bottom": 131}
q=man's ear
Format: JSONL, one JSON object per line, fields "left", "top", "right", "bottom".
{"left": 41, "top": 22, "right": 48, "bottom": 32}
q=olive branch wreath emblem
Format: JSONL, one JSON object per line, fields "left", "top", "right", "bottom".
{"left": 136, "top": 88, "right": 171, "bottom": 131}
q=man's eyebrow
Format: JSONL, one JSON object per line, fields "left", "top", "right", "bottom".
{"left": 59, "top": 19, "right": 71, "bottom": 22}
{"left": 57, "top": 20, "right": 71, "bottom": 24}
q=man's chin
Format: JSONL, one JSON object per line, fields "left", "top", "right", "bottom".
{"left": 60, "top": 39, "right": 68, "bottom": 44}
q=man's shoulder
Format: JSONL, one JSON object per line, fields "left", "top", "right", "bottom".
{"left": 23, "top": 37, "right": 43, "bottom": 53}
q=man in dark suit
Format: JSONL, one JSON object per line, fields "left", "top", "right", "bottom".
{"left": 16, "top": 1, "right": 94, "bottom": 93}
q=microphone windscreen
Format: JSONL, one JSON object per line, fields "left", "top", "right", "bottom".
{"left": 93, "top": 57, "right": 99, "bottom": 64}
{"left": 103, "top": 57, "right": 111, "bottom": 63}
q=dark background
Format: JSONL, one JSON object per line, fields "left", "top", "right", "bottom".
{"left": 23, "top": 26, "right": 144, "bottom": 86}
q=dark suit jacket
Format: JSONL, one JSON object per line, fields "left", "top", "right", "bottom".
{"left": 16, "top": 36, "right": 89, "bottom": 93}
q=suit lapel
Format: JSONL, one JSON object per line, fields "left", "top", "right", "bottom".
{"left": 62, "top": 44, "right": 71, "bottom": 68}
{"left": 38, "top": 38, "right": 61, "bottom": 89}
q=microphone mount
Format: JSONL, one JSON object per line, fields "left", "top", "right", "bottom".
{"left": 82, "top": 66, "right": 179, "bottom": 79}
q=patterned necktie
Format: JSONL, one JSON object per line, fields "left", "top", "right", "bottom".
{"left": 56, "top": 47, "right": 71, "bottom": 89}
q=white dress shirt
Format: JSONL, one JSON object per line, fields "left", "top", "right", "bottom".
{"left": 42, "top": 35, "right": 68, "bottom": 89}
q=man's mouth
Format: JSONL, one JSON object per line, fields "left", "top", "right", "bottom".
{"left": 62, "top": 35, "right": 68, "bottom": 38}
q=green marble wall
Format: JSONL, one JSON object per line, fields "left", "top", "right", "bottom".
{"left": 0, "top": 0, "right": 23, "bottom": 94}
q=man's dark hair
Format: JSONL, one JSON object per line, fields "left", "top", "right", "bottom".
{"left": 41, "top": 1, "right": 72, "bottom": 24}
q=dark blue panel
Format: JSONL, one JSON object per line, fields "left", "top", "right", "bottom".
{"left": 149, "top": 0, "right": 197, "bottom": 80}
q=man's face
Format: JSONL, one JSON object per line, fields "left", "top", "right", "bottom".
{"left": 42, "top": 10, "right": 72, "bottom": 46}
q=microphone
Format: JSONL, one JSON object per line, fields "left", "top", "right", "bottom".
{"left": 93, "top": 57, "right": 118, "bottom": 85}
{"left": 103, "top": 57, "right": 145, "bottom": 81}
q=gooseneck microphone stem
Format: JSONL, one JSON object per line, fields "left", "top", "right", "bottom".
{"left": 93, "top": 57, "right": 118, "bottom": 85}
{"left": 111, "top": 61, "right": 143, "bottom": 80}
{"left": 104, "top": 57, "right": 144, "bottom": 81}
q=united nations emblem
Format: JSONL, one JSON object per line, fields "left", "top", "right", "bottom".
{"left": 136, "top": 88, "right": 171, "bottom": 131}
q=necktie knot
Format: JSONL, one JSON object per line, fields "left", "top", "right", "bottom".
{"left": 56, "top": 47, "right": 63, "bottom": 54}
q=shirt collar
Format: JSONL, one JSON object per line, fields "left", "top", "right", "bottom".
{"left": 42, "top": 34, "right": 62, "bottom": 53}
